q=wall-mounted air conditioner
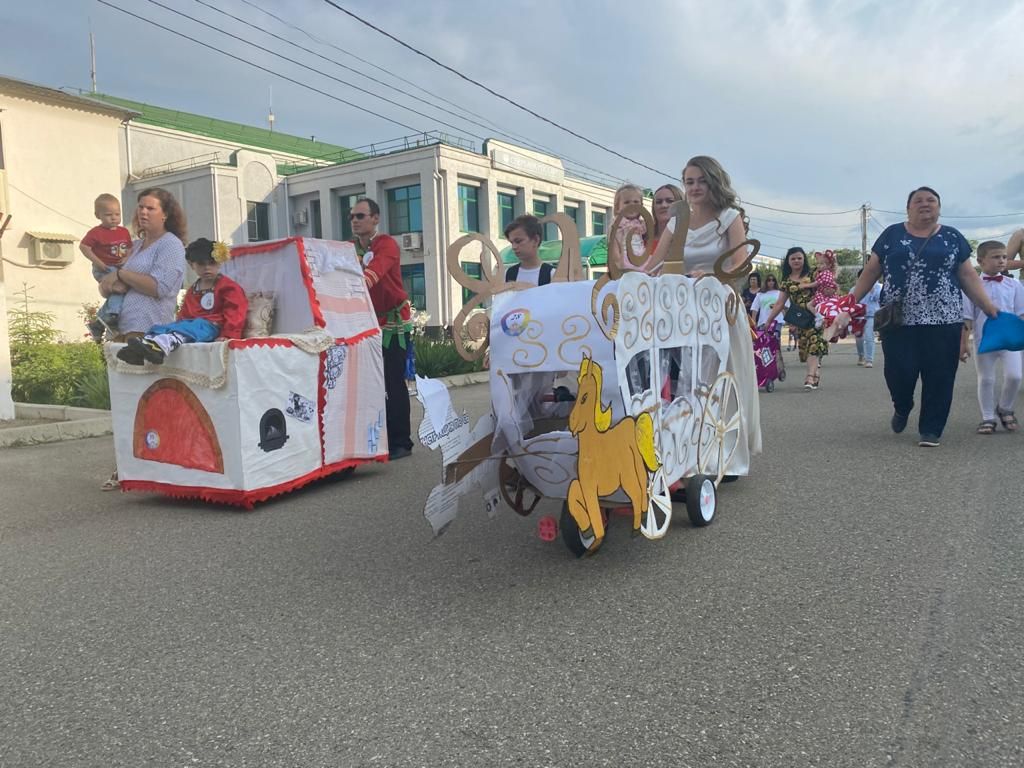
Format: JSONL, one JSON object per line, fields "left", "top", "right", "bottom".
{"left": 28, "top": 232, "right": 76, "bottom": 266}
{"left": 400, "top": 232, "right": 422, "bottom": 250}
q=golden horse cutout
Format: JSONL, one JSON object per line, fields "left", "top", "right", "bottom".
{"left": 566, "top": 356, "right": 660, "bottom": 552}
{"left": 446, "top": 213, "right": 584, "bottom": 362}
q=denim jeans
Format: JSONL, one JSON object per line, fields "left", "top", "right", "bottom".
{"left": 92, "top": 265, "right": 123, "bottom": 322}
{"left": 856, "top": 316, "right": 876, "bottom": 362}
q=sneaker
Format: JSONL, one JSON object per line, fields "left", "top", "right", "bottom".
{"left": 918, "top": 434, "right": 941, "bottom": 447}
{"left": 138, "top": 339, "right": 166, "bottom": 365}
{"left": 891, "top": 411, "right": 909, "bottom": 434}
{"left": 116, "top": 338, "right": 147, "bottom": 366}
{"left": 857, "top": 358, "right": 865, "bottom": 366}
{"left": 864, "top": 362, "right": 873, "bottom": 368}
{"left": 88, "top": 318, "right": 106, "bottom": 343}
{"left": 388, "top": 446, "right": 413, "bottom": 461}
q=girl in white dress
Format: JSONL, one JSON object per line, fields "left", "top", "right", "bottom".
{"left": 652, "top": 156, "right": 762, "bottom": 475}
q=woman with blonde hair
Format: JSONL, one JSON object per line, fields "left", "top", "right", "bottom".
{"left": 651, "top": 183, "right": 684, "bottom": 243}
{"left": 654, "top": 155, "right": 761, "bottom": 476}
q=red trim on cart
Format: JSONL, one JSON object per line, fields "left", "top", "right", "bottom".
{"left": 119, "top": 455, "right": 388, "bottom": 510}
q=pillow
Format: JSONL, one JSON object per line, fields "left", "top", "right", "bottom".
{"left": 978, "top": 311, "right": 1024, "bottom": 354}
{"left": 244, "top": 292, "right": 275, "bottom": 338}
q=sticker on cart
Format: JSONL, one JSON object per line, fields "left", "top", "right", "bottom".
{"left": 324, "top": 345, "right": 347, "bottom": 390}
{"left": 500, "top": 308, "right": 531, "bottom": 337}
{"left": 145, "top": 430, "right": 160, "bottom": 450}
{"left": 285, "top": 392, "right": 315, "bottom": 423}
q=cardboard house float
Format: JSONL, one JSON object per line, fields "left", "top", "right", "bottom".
{"left": 106, "top": 237, "right": 387, "bottom": 508}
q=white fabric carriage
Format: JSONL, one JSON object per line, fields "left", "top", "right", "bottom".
{"left": 106, "top": 237, "right": 387, "bottom": 508}
{"left": 488, "top": 271, "right": 741, "bottom": 506}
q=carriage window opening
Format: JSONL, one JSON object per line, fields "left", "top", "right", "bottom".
{"left": 658, "top": 346, "right": 693, "bottom": 403}
{"left": 624, "top": 350, "right": 652, "bottom": 398}
{"left": 698, "top": 345, "right": 721, "bottom": 393}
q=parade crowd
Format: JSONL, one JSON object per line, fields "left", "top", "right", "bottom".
{"left": 83, "top": 161, "right": 1024, "bottom": 495}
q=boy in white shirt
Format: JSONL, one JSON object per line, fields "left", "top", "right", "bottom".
{"left": 504, "top": 215, "right": 552, "bottom": 286}
{"left": 961, "top": 240, "right": 1024, "bottom": 434}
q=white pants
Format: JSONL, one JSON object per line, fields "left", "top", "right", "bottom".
{"left": 976, "top": 349, "right": 1023, "bottom": 421}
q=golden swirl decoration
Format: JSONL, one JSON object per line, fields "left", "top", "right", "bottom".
{"left": 712, "top": 237, "right": 761, "bottom": 283}
{"left": 542, "top": 213, "right": 585, "bottom": 283}
{"left": 445, "top": 233, "right": 507, "bottom": 361}
{"left": 637, "top": 279, "right": 654, "bottom": 344}
{"left": 696, "top": 284, "right": 725, "bottom": 343}
{"left": 620, "top": 286, "right": 640, "bottom": 348}
{"left": 676, "top": 280, "right": 694, "bottom": 337}
{"left": 558, "top": 314, "right": 594, "bottom": 366}
{"left": 655, "top": 280, "right": 675, "bottom": 343}
{"left": 590, "top": 275, "right": 619, "bottom": 341}
{"left": 607, "top": 203, "right": 657, "bottom": 277}
{"left": 659, "top": 200, "right": 691, "bottom": 276}
{"left": 511, "top": 319, "right": 548, "bottom": 368}
{"left": 724, "top": 288, "right": 740, "bottom": 326}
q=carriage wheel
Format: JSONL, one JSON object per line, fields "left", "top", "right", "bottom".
{"left": 696, "top": 372, "right": 741, "bottom": 483}
{"left": 559, "top": 502, "right": 601, "bottom": 558}
{"left": 685, "top": 474, "right": 717, "bottom": 527}
{"left": 499, "top": 457, "right": 542, "bottom": 516}
{"left": 641, "top": 466, "right": 673, "bottom": 540}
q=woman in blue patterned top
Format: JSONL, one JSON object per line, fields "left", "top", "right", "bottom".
{"left": 849, "top": 187, "right": 996, "bottom": 447}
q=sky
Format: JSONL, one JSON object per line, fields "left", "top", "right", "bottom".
{"left": 3, "top": 0, "right": 1024, "bottom": 258}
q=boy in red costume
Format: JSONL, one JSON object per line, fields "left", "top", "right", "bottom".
{"left": 117, "top": 238, "right": 248, "bottom": 365}
{"left": 350, "top": 197, "right": 414, "bottom": 460}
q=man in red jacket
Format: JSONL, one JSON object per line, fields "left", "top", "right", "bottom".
{"left": 350, "top": 198, "right": 414, "bottom": 460}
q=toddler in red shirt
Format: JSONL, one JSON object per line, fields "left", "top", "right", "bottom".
{"left": 116, "top": 238, "right": 248, "bottom": 366}
{"left": 80, "top": 193, "right": 133, "bottom": 339}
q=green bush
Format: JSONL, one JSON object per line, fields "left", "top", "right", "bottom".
{"left": 11, "top": 341, "right": 107, "bottom": 406}
{"left": 8, "top": 284, "right": 109, "bottom": 407}
{"left": 412, "top": 336, "right": 484, "bottom": 378}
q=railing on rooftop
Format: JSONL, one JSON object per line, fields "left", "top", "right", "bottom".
{"left": 278, "top": 131, "right": 478, "bottom": 175}
{"left": 136, "top": 152, "right": 229, "bottom": 179}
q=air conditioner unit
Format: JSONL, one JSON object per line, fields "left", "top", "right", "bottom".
{"left": 293, "top": 208, "right": 309, "bottom": 226}
{"left": 28, "top": 233, "right": 76, "bottom": 266}
{"left": 400, "top": 232, "right": 422, "bottom": 250}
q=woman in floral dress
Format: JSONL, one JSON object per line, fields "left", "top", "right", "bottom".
{"left": 766, "top": 247, "right": 828, "bottom": 389}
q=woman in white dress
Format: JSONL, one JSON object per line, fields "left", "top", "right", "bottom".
{"left": 653, "top": 155, "right": 762, "bottom": 476}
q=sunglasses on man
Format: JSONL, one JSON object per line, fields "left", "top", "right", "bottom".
{"left": 349, "top": 212, "right": 372, "bottom": 220}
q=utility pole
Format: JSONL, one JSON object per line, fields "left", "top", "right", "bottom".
{"left": 860, "top": 203, "right": 870, "bottom": 264}
{"left": 89, "top": 29, "right": 97, "bottom": 93}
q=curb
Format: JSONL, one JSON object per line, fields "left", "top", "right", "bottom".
{"left": 0, "top": 403, "right": 113, "bottom": 449}
{"left": 436, "top": 372, "right": 489, "bottom": 388}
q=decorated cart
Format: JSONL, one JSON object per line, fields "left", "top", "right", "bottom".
{"left": 105, "top": 237, "right": 387, "bottom": 508}
{"left": 418, "top": 204, "right": 759, "bottom": 555}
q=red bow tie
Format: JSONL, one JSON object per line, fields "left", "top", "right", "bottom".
{"left": 983, "top": 275, "right": 1004, "bottom": 282}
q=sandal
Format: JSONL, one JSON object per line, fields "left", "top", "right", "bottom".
{"left": 997, "top": 408, "right": 1019, "bottom": 432}
{"left": 810, "top": 374, "right": 820, "bottom": 390}
{"left": 101, "top": 471, "right": 120, "bottom": 491}
{"left": 804, "top": 376, "right": 814, "bottom": 390}
{"left": 977, "top": 420, "right": 997, "bottom": 435}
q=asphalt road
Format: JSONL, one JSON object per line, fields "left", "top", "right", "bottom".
{"left": 2, "top": 342, "right": 1021, "bottom": 768}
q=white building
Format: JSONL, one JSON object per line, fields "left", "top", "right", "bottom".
{"left": 282, "top": 137, "right": 618, "bottom": 327}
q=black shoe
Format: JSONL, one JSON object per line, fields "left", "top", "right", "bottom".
{"left": 116, "top": 338, "right": 146, "bottom": 365}
{"left": 138, "top": 339, "right": 166, "bottom": 365}
{"left": 918, "top": 434, "right": 941, "bottom": 447}
{"left": 88, "top": 318, "right": 106, "bottom": 343}
{"left": 891, "top": 411, "right": 909, "bottom": 434}
{"left": 389, "top": 446, "right": 412, "bottom": 461}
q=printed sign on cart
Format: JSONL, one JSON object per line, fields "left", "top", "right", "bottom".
{"left": 286, "top": 392, "right": 315, "bottom": 423}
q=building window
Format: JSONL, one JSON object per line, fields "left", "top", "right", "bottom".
{"left": 533, "top": 197, "right": 558, "bottom": 241}
{"left": 461, "top": 261, "right": 482, "bottom": 304}
{"left": 564, "top": 203, "right": 579, "bottom": 229}
{"left": 497, "top": 192, "right": 515, "bottom": 235}
{"left": 401, "top": 264, "right": 427, "bottom": 311}
{"left": 387, "top": 184, "right": 422, "bottom": 234}
{"left": 310, "top": 199, "right": 322, "bottom": 238}
{"left": 592, "top": 209, "right": 607, "bottom": 236}
{"left": 339, "top": 193, "right": 362, "bottom": 240}
{"left": 458, "top": 184, "right": 479, "bottom": 233}
{"left": 247, "top": 201, "right": 270, "bottom": 242}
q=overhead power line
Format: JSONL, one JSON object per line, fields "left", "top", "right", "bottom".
{"left": 230, "top": 0, "right": 627, "bottom": 187}
{"left": 191, "top": 0, "right": 626, "bottom": 187}
{"left": 319, "top": 0, "right": 673, "bottom": 178}
{"left": 875, "top": 208, "right": 1024, "bottom": 219}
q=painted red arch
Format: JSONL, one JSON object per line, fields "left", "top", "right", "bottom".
{"left": 133, "top": 378, "right": 224, "bottom": 474}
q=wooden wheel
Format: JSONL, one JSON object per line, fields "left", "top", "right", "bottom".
{"left": 499, "top": 457, "right": 542, "bottom": 516}
{"left": 696, "top": 372, "right": 741, "bottom": 483}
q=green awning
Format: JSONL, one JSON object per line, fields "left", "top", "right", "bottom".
{"left": 500, "top": 235, "right": 608, "bottom": 267}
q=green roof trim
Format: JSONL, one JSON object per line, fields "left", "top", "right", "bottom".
{"left": 501, "top": 235, "right": 608, "bottom": 266}
{"left": 91, "top": 93, "right": 362, "bottom": 160}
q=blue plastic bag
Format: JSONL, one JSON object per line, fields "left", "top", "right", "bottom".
{"left": 978, "top": 311, "right": 1024, "bottom": 354}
